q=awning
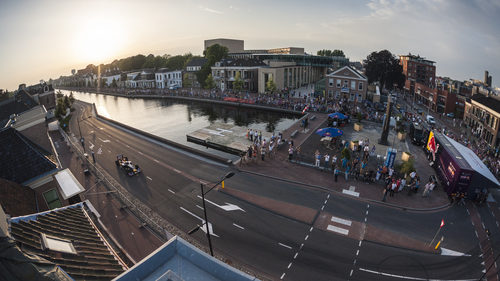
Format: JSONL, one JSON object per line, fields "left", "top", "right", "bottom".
{"left": 54, "top": 169, "right": 85, "bottom": 200}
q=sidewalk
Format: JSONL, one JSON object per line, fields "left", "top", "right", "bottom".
{"left": 50, "top": 130, "right": 164, "bottom": 263}
{"left": 237, "top": 113, "right": 450, "bottom": 211}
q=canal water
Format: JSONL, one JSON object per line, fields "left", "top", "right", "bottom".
{"left": 60, "top": 90, "right": 298, "bottom": 160}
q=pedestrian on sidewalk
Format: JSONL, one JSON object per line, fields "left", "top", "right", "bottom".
{"left": 246, "top": 128, "right": 250, "bottom": 140}
{"left": 422, "top": 180, "right": 436, "bottom": 197}
{"left": 314, "top": 150, "right": 321, "bottom": 168}
{"left": 390, "top": 179, "right": 397, "bottom": 197}
{"left": 258, "top": 131, "right": 262, "bottom": 143}
{"left": 254, "top": 130, "right": 258, "bottom": 143}
{"left": 334, "top": 166, "right": 339, "bottom": 182}
{"left": 332, "top": 154, "right": 337, "bottom": 167}
{"left": 250, "top": 129, "right": 253, "bottom": 142}
{"left": 324, "top": 153, "right": 330, "bottom": 172}
{"left": 288, "top": 145, "right": 294, "bottom": 161}
{"left": 382, "top": 184, "right": 390, "bottom": 202}
{"left": 345, "top": 164, "right": 350, "bottom": 181}
{"left": 261, "top": 145, "right": 266, "bottom": 161}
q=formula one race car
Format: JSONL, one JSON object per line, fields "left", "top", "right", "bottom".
{"left": 115, "top": 154, "right": 141, "bottom": 176}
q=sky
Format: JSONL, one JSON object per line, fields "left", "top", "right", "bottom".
{"left": 1, "top": 0, "right": 499, "bottom": 91}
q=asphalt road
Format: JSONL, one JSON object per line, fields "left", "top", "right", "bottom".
{"left": 69, "top": 101, "right": 485, "bottom": 281}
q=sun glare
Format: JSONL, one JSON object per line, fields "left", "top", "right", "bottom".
{"left": 73, "top": 19, "right": 124, "bottom": 63}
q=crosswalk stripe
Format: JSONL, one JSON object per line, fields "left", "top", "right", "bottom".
{"left": 327, "top": 225, "right": 349, "bottom": 235}
{"left": 331, "top": 216, "right": 352, "bottom": 226}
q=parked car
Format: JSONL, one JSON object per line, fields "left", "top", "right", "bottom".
{"left": 417, "top": 109, "right": 424, "bottom": 115}
{"left": 446, "top": 112, "right": 454, "bottom": 118}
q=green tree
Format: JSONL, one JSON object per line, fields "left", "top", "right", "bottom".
{"left": 363, "top": 50, "right": 405, "bottom": 90}
{"left": 265, "top": 77, "right": 277, "bottom": 94}
{"left": 341, "top": 147, "right": 351, "bottom": 161}
{"left": 233, "top": 71, "right": 244, "bottom": 92}
{"left": 317, "top": 49, "right": 345, "bottom": 57}
{"left": 55, "top": 97, "right": 65, "bottom": 118}
{"left": 56, "top": 90, "right": 63, "bottom": 98}
{"left": 198, "top": 44, "right": 228, "bottom": 87}
{"left": 142, "top": 54, "right": 156, "bottom": 68}
{"left": 69, "top": 92, "right": 75, "bottom": 103}
{"left": 204, "top": 74, "right": 216, "bottom": 89}
{"left": 165, "top": 54, "right": 192, "bottom": 70}
{"left": 63, "top": 96, "right": 71, "bottom": 109}
{"left": 183, "top": 73, "right": 192, "bottom": 88}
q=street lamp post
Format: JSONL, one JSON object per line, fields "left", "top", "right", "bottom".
{"left": 77, "top": 116, "right": 92, "bottom": 152}
{"left": 188, "top": 171, "right": 235, "bottom": 256}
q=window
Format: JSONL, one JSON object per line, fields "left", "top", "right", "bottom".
{"left": 43, "top": 189, "right": 62, "bottom": 209}
{"left": 336, "top": 79, "right": 341, "bottom": 88}
{"left": 358, "top": 82, "right": 363, "bottom": 90}
{"left": 328, "top": 90, "right": 333, "bottom": 97}
{"left": 343, "top": 80, "right": 348, "bottom": 87}
{"left": 335, "top": 91, "right": 340, "bottom": 99}
{"left": 41, "top": 234, "right": 77, "bottom": 254}
{"left": 351, "top": 81, "right": 356, "bottom": 90}
{"left": 329, "top": 78, "right": 334, "bottom": 87}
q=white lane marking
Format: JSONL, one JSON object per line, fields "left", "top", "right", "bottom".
{"left": 196, "top": 205, "right": 204, "bottom": 210}
{"left": 309, "top": 227, "right": 313, "bottom": 232}
{"left": 321, "top": 205, "right": 325, "bottom": 210}
{"left": 138, "top": 151, "right": 144, "bottom": 155}
{"left": 300, "top": 243, "right": 304, "bottom": 249}
{"left": 126, "top": 144, "right": 130, "bottom": 148}
{"left": 97, "top": 147, "right": 102, "bottom": 154}
{"left": 278, "top": 243, "right": 292, "bottom": 250}
{"left": 359, "top": 241, "right": 362, "bottom": 247}
{"left": 324, "top": 200, "right": 328, "bottom": 204}
{"left": 232, "top": 223, "right": 244, "bottom": 230}
{"left": 280, "top": 273, "right": 285, "bottom": 280}
{"left": 440, "top": 248, "right": 471, "bottom": 257}
{"left": 366, "top": 210, "right": 369, "bottom": 215}
{"left": 108, "top": 150, "right": 111, "bottom": 153}
{"left": 356, "top": 249, "right": 359, "bottom": 256}
{"left": 89, "top": 143, "right": 95, "bottom": 150}
{"left": 304, "top": 235, "right": 309, "bottom": 241}
{"left": 100, "top": 127, "right": 104, "bottom": 130}
{"left": 197, "top": 195, "right": 245, "bottom": 212}
{"left": 327, "top": 225, "right": 349, "bottom": 235}
{"left": 327, "top": 194, "right": 330, "bottom": 199}
{"left": 146, "top": 176, "right": 152, "bottom": 181}
{"left": 168, "top": 189, "right": 175, "bottom": 194}
{"left": 342, "top": 189, "right": 360, "bottom": 197}
{"left": 173, "top": 168, "right": 181, "bottom": 174}
{"left": 350, "top": 269, "right": 353, "bottom": 276}
{"left": 331, "top": 216, "right": 352, "bottom": 226}
{"left": 153, "top": 159, "right": 160, "bottom": 163}
{"left": 287, "top": 262, "right": 292, "bottom": 269}
{"left": 179, "top": 207, "right": 218, "bottom": 237}
{"left": 294, "top": 252, "right": 298, "bottom": 259}
{"left": 98, "top": 137, "right": 110, "bottom": 143}
{"left": 358, "top": 268, "right": 475, "bottom": 281}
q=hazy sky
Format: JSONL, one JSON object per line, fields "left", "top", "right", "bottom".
{"left": 1, "top": 0, "right": 499, "bottom": 90}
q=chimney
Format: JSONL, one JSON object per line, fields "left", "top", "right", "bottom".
{"left": 485, "top": 70, "right": 490, "bottom": 86}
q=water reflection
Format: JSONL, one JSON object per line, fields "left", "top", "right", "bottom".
{"left": 61, "top": 90, "right": 298, "bottom": 158}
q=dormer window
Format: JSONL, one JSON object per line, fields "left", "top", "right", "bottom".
{"left": 41, "top": 233, "right": 77, "bottom": 254}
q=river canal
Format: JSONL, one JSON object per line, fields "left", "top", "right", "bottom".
{"left": 60, "top": 90, "right": 298, "bottom": 159}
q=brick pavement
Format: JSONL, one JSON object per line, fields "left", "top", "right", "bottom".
{"left": 237, "top": 112, "right": 450, "bottom": 210}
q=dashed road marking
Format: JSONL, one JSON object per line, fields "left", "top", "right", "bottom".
{"left": 153, "top": 159, "right": 160, "bottom": 163}
{"left": 146, "top": 176, "right": 152, "bottom": 181}
{"left": 280, "top": 273, "right": 285, "bottom": 279}
{"left": 138, "top": 151, "right": 144, "bottom": 155}
{"left": 279, "top": 243, "right": 292, "bottom": 250}
{"left": 232, "top": 223, "right": 244, "bottom": 230}
{"left": 167, "top": 189, "right": 175, "bottom": 194}
{"left": 196, "top": 205, "right": 203, "bottom": 210}
{"left": 304, "top": 235, "right": 309, "bottom": 241}
{"left": 309, "top": 227, "right": 313, "bottom": 232}
{"left": 294, "top": 252, "right": 298, "bottom": 259}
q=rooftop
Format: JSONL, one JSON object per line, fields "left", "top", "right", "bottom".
{"left": 186, "top": 58, "right": 208, "bottom": 68}
{"left": 113, "top": 236, "right": 259, "bottom": 281}
{"left": 0, "top": 127, "right": 57, "bottom": 184}
{"left": 471, "top": 93, "right": 500, "bottom": 113}
{"left": 9, "top": 202, "right": 128, "bottom": 280}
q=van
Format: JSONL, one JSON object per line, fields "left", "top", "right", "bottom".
{"left": 409, "top": 123, "right": 424, "bottom": 145}
{"left": 426, "top": 115, "right": 436, "bottom": 125}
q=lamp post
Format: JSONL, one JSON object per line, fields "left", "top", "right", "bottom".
{"left": 188, "top": 171, "right": 235, "bottom": 256}
{"left": 77, "top": 116, "right": 92, "bottom": 152}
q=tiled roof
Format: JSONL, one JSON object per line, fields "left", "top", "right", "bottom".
{"left": 10, "top": 203, "right": 127, "bottom": 280}
{"left": 0, "top": 91, "right": 37, "bottom": 126}
{"left": 0, "top": 127, "right": 57, "bottom": 184}
{"left": 471, "top": 93, "right": 500, "bottom": 113}
{"left": 186, "top": 58, "right": 208, "bottom": 67}
{"left": 0, "top": 178, "right": 37, "bottom": 217}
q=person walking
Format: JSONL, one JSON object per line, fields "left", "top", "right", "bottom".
{"left": 345, "top": 164, "right": 350, "bottom": 181}
{"left": 249, "top": 129, "right": 253, "bottom": 142}
{"left": 288, "top": 145, "right": 294, "bottom": 161}
{"left": 382, "top": 183, "right": 390, "bottom": 202}
{"left": 261, "top": 145, "right": 266, "bottom": 161}
{"left": 390, "top": 179, "right": 397, "bottom": 197}
{"left": 334, "top": 166, "right": 339, "bottom": 182}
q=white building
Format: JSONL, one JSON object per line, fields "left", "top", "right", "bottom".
{"left": 124, "top": 71, "right": 141, "bottom": 88}
{"left": 101, "top": 73, "right": 121, "bottom": 87}
{"left": 155, "top": 69, "right": 183, "bottom": 89}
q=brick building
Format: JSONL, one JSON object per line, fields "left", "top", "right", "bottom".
{"left": 464, "top": 94, "right": 500, "bottom": 148}
{"left": 325, "top": 66, "right": 367, "bottom": 102}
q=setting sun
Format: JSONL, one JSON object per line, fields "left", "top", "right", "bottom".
{"left": 73, "top": 19, "right": 124, "bottom": 63}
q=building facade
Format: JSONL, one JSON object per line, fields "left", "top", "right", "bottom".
{"left": 211, "top": 59, "right": 265, "bottom": 91}
{"left": 184, "top": 58, "right": 207, "bottom": 88}
{"left": 204, "top": 38, "right": 244, "bottom": 53}
{"left": 325, "top": 66, "right": 367, "bottom": 102}
{"left": 464, "top": 94, "right": 500, "bottom": 148}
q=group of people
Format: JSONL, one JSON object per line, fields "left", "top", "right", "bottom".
{"left": 381, "top": 171, "right": 425, "bottom": 201}
{"left": 242, "top": 129, "right": 283, "bottom": 163}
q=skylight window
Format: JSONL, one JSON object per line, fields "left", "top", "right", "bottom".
{"left": 41, "top": 234, "right": 77, "bottom": 254}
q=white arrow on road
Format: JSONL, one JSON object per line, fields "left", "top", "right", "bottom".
{"left": 180, "top": 207, "right": 219, "bottom": 237}
{"left": 197, "top": 196, "right": 245, "bottom": 212}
